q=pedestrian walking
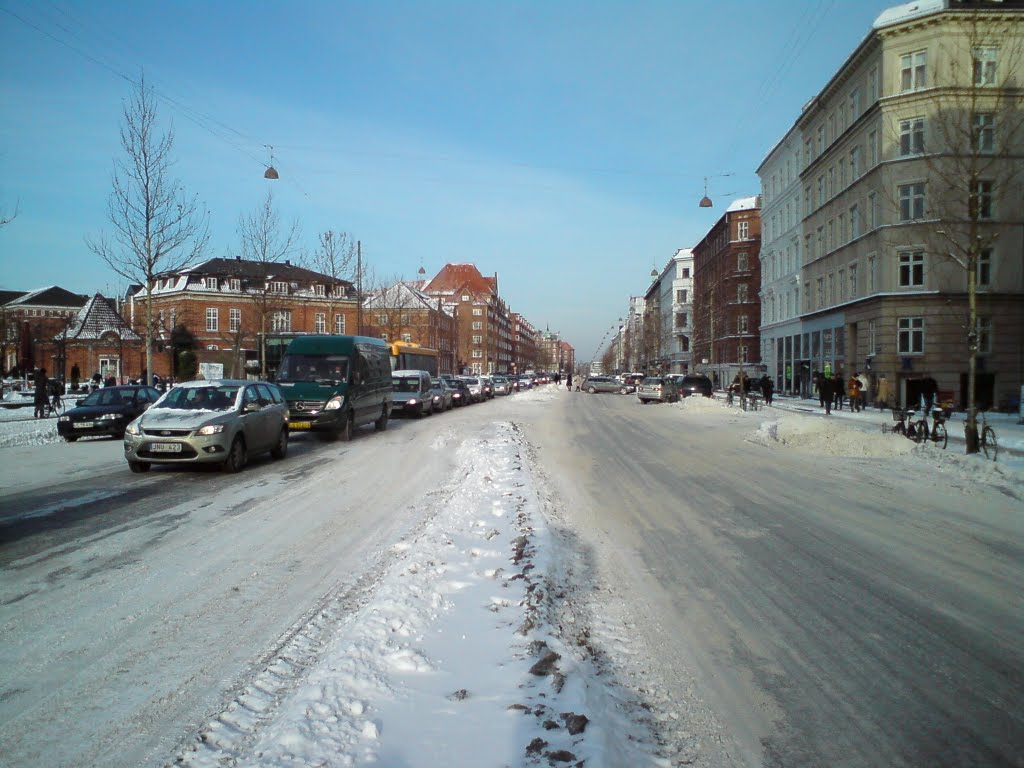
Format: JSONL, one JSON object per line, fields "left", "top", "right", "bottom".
{"left": 847, "top": 373, "right": 862, "bottom": 412}
{"left": 857, "top": 371, "right": 869, "bottom": 411}
{"left": 33, "top": 367, "right": 48, "bottom": 418}
{"left": 760, "top": 374, "right": 774, "bottom": 406}
{"left": 833, "top": 370, "right": 845, "bottom": 411}
{"left": 819, "top": 372, "right": 835, "bottom": 415}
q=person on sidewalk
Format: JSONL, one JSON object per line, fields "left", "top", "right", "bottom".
{"left": 760, "top": 374, "right": 774, "bottom": 407}
{"left": 848, "top": 373, "right": 862, "bottom": 413}
{"left": 857, "top": 371, "right": 869, "bottom": 411}
{"left": 33, "top": 367, "right": 48, "bottom": 418}
{"left": 833, "top": 370, "right": 845, "bottom": 411}
{"left": 819, "top": 372, "right": 835, "bottom": 415}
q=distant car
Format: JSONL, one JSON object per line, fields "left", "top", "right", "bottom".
{"left": 122, "top": 380, "right": 289, "bottom": 474}
{"left": 445, "top": 378, "right": 472, "bottom": 406}
{"left": 391, "top": 370, "right": 434, "bottom": 417}
{"left": 429, "top": 378, "right": 454, "bottom": 412}
{"left": 492, "top": 376, "right": 513, "bottom": 396}
{"left": 457, "top": 376, "right": 484, "bottom": 403}
{"left": 479, "top": 375, "right": 495, "bottom": 399}
{"left": 678, "top": 374, "right": 714, "bottom": 398}
{"left": 581, "top": 376, "right": 629, "bottom": 395}
{"left": 57, "top": 385, "right": 162, "bottom": 441}
{"left": 637, "top": 376, "right": 680, "bottom": 404}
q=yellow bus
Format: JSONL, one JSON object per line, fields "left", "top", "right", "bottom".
{"left": 389, "top": 341, "right": 439, "bottom": 376}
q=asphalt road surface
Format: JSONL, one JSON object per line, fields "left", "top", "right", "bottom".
{"left": 519, "top": 391, "right": 1024, "bottom": 768}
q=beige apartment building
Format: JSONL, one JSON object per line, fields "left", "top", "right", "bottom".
{"left": 765, "top": 0, "right": 1024, "bottom": 410}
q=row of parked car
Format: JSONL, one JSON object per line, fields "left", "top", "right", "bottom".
{"left": 580, "top": 373, "right": 714, "bottom": 403}
{"left": 54, "top": 335, "right": 549, "bottom": 476}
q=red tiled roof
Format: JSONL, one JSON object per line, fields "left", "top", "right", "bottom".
{"left": 423, "top": 264, "right": 497, "bottom": 296}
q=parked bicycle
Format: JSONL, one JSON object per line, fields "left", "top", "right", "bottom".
{"left": 917, "top": 406, "right": 949, "bottom": 449}
{"left": 885, "top": 407, "right": 926, "bottom": 442}
{"left": 978, "top": 411, "right": 998, "bottom": 461}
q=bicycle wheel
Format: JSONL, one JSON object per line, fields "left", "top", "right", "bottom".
{"left": 893, "top": 421, "right": 906, "bottom": 437}
{"left": 912, "top": 419, "right": 928, "bottom": 443}
{"left": 933, "top": 421, "right": 947, "bottom": 449}
{"left": 981, "top": 426, "right": 998, "bottom": 461}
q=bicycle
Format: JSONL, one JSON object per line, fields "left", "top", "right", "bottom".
{"left": 885, "top": 407, "right": 926, "bottom": 442}
{"left": 917, "top": 407, "right": 949, "bottom": 449}
{"left": 44, "top": 393, "right": 65, "bottom": 417}
{"left": 978, "top": 411, "right": 997, "bottom": 461}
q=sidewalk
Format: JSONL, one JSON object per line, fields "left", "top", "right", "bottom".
{"left": 726, "top": 391, "right": 1024, "bottom": 456}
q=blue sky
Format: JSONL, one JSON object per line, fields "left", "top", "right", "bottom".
{"left": 1, "top": 0, "right": 897, "bottom": 360}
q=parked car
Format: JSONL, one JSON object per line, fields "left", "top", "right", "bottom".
{"left": 457, "top": 376, "right": 484, "bottom": 403}
{"left": 637, "top": 376, "right": 680, "bottom": 404}
{"left": 429, "top": 377, "right": 454, "bottom": 412}
{"left": 122, "top": 380, "right": 289, "bottom": 474}
{"left": 479, "top": 374, "right": 495, "bottom": 399}
{"left": 58, "top": 385, "right": 162, "bottom": 441}
{"left": 446, "top": 378, "right": 472, "bottom": 406}
{"left": 678, "top": 374, "right": 714, "bottom": 398}
{"left": 581, "top": 376, "right": 629, "bottom": 394}
{"left": 391, "top": 370, "right": 434, "bottom": 417}
{"left": 492, "top": 376, "right": 513, "bottom": 396}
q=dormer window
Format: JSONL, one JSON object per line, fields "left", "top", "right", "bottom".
{"left": 204, "top": 277, "right": 218, "bottom": 290}
{"left": 271, "top": 281, "right": 288, "bottom": 294}
{"left": 314, "top": 284, "right": 325, "bottom": 296}
{"left": 229, "top": 278, "right": 241, "bottom": 291}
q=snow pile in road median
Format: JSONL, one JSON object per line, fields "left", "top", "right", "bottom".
{"left": 175, "top": 421, "right": 660, "bottom": 768}
{"left": 749, "top": 411, "right": 918, "bottom": 458}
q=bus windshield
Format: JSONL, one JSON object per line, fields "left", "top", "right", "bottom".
{"left": 277, "top": 354, "right": 350, "bottom": 383}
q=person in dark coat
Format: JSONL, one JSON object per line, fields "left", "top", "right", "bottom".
{"left": 760, "top": 375, "right": 774, "bottom": 406}
{"left": 33, "top": 367, "right": 48, "bottom": 418}
{"left": 818, "top": 373, "right": 835, "bottom": 415}
{"left": 920, "top": 375, "right": 939, "bottom": 413}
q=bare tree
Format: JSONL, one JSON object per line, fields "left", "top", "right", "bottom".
{"left": 303, "top": 230, "right": 357, "bottom": 334}
{"left": 86, "top": 75, "right": 209, "bottom": 386}
{"left": 885, "top": 14, "right": 1024, "bottom": 452}
{"left": 362, "top": 276, "right": 424, "bottom": 344}
{"left": 236, "top": 189, "right": 300, "bottom": 377}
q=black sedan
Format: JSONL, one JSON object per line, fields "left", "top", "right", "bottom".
{"left": 57, "top": 385, "right": 162, "bottom": 441}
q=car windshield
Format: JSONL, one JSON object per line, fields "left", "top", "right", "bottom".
{"left": 392, "top": 377, "right": 421, "bottom": 393}
{"left": 461, "top": 377, "right": 479, "bottom": 384}
{"left": 158, "top": 385, "right": 239, "bottom": 412}
{"left": 81, "top": 388, "right": 134, "bottom": 406}
{"left": 277, "top": 354, "right": 349, "bottom": 383}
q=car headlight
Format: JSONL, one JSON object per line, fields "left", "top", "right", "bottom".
{"left": 196, "top": 424, "right": 225, "bottom": 436}
{"left": 125, "top": 421, "right": 141, "bottom": 436}
{"left": 325, "top": 395, "right": 345, "bottom": 411}
{"left": 58, "top": 415, "right": 70, "bottom": 422}
{"left": 98, "top": 413, "right": 122, "bottom": 421}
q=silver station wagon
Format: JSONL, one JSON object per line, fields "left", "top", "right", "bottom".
{"left": 123, "top": 380, "right": 289, "bottom": 474}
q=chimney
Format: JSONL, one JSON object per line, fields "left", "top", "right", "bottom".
{"left": 285, "top": 259, "right": 291, "bottom": 266}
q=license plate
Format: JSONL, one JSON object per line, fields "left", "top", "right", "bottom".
{"left": 290, "top": 421, "right": 312, "bottom": 430}
{"left": 151, "top": 442, "right": 182, "bottom": 453}
{"left": 75, "top": 422, "right": 94, "bottom": 429}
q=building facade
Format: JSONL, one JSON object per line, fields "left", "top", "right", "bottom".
{"left": 1, "top": 287, "right": 89, "bottom": 380}
{"left": 362, "top": 282, "right": 457, "bottom": 374}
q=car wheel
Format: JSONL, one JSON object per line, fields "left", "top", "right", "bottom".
{"left": 340, "top": 412, "right": 354, "bottom": 442}
{"left": 63, "top": 435, "right": 78, "bottom": 442}
{"left": 588, "top": 386, "right": 597, "bottom": 394}
{"left": 128, "top": 460, "right": 150, "bottom": 473}
{"left": 222, "top": 437, "right": 247, "bottom": 473}
{"left": 375, "top": 406, "right": 389, "bottom": 431}
{"left": 270, "top": 428, "right": 288, "bottom": 459}
{"left": 415, "top": 403, "right": 424, "bottom": 418}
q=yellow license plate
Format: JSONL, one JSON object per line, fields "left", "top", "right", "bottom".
{"left": 290, "top": 421, "right": 312, "bottom": 430}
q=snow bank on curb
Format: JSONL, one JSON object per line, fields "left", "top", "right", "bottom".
{"left": 174, "top": 420, "right": 655, "bottom": 767}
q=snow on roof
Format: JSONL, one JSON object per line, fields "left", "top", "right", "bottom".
{"left": 873, "top": 0, "right": 946, "bottom": 29}
{"left": 62, "top": 294, "right": 142, "bottom": 342}
{"left": 726, "top": 196, "right": 761, "bottom": 213}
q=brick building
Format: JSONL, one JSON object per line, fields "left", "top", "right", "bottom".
{"left": 362, "top": 282, "right": 457, "bottom": 374}
{"left": 1, "top": 286, "right": 88, "bottom": 379}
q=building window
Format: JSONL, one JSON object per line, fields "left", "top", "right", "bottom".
{"left": 676, "top": 289, "right": 688, "bottom": 303}
{"left": 970, "top": 180, "right": 994, "bottom": 220}
{"left": 900, "top": 50, "right": 927, "bottom": 92}
{"left": 472, "top": 321, "right": 483, "bottom": 330}
{"left": 974, "top": 113, "right": 995, "bottom": 153}
{"left": 271, "top": 281, "right": 288, "bottom": 294}
{"left": 738, "top": 315, "right": 748, "bottom": 333}
{"left": 737, "top": 284, "right": 748, "bottom": 302}
{"left": 738, "top": 345, "right": 748, "bottom": 363}
{"left": 314, "top": 284, "right": 325, "bottom": 296}
{"left": 472, "top": 308, "right": 482, "bottom": 316}
{"left": 899, "top": 117, "right": 925, "bottom": 155}
{"left": 204, "top": 277, "right": 218, "bottom": 290}
{"left": 315, "top": 312, "right": 326, "bottom": 334}
{"left": 817, "top": 176, "right": 825, "bottom": 207}
{"left": 868, "top": 130, "right": 878, "bottom": 167}
{"left": 976, "top": 317, "right": 992, "bottom": 354}
{"left": 472, "top": 335, "right": 482, "bottom": 343}
{"left": 868, "top": 192, "right": 878, "bottom": 229}
{"left": 849, "top": 264, "right": 858, "bottom": 297}
{"left": 737, "top": 252, "right": 748, "bottom": 271}
{"left": 977, "top": 248, "right": 992, "bottom": 287}
{"left": 850, "top": 146, "right": 861, "bottom": 178}
{"left": 898, "top": 317, "right": 924, "bottom": 354}
{"left": 334, "top": 313, "right": 346, "bottom": 334}
{"left": 838, "top": 268, "right": 846, "bottom": 301}
{"left": 376, "top": 314, "right": 388, "bottom": 325}
{"left": 737, "top": 221, "right": 750, "bottom": 240}
{"left": 899, "top": 250, "right": 925, "bottom": 287}
{"left": 229, "top": 308, "right": 241, "bottom": 332}
{"left": 973, "top": 47, "right": 997, "bottom": 86}
{"left": 271, "top": 310, "right": 292, "bottom": 332}
{"left": 682, "top": 268, "right": 690, "bottom": 278}
{"left": 849, "top": 87, "right": 861, "bottom": 119}
{"left": 676, "top": 312, "right": 688, "bottom": 328}
{"left": 850, "top": 205, "right": 860, "bottom": 239}
{"left": 816, "top": 277, "right": 824, "bottom": 308}
{"left": 828, "top": 272, "right": 835, "bottom": 304}
{"left": 206, "top": 307, "right": 218, "bottom": 332}
{"left": 230, "top": 278, "right": 241, "bottom": 291}
{"left": 472, "top": 349, "right": 482, "bottom": 358}
{"left": 898, "top": 182, "right": 926, "bottom": 221}
{"left": 461, "top": 295, "right": 470, "bottom": 302}
{"left": 867, "top": 254, "right": 877, "bottom": 293}
{"left": 207, "top": 344, "right": 218, "bottom": 351}
{"left": 402, "top": 333, "right": 412, "bottom": 343}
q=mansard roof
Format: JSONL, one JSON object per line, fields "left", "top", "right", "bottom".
{"left": 61, "top": 294, "right": 142, "bottom": 342}
{"left": 5, "top": 285, "right": 88, "bottom": 309}
{"left": 170, "top": 257, "right": 353, "bottom": 287}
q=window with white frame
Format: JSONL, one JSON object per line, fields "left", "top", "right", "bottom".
{"left": 207, "top": 344, "right": 218, "bottom": 351}
{"left": 899, "top": 117, "right": 925, "bottom": 155}
{"left": 850, "top": 146, "right": 861, "bottom": 178}
{"left": 472, "top": 308, "right": 482, "bottom": 316}
{"left": 230, "top": 278, "right": 241, "bottom": 291}
{"left": 472, "top": 363, "right": 482, "bottom": 374}
{"left": 271, "top": 310, "right": 292, "bottom": 332}
{"left": 402, "top": 333, "right": 412, "bottom": 343}
{"left": 682, "top": 267, "right": 690, "bottom": 278}
{"left": 977, "top": 248, "right": 992, "bottom": 287}
{"left": 315, "top": 312, "right": 326, "bottom": 334}
{"left": 899, "top": 250, "right": 925, "bottom": 287}
{"left": 204, "top": 277, "right": 218, "bottom": 290}
{"left": 472, "top": 335, "right": 482, "bottom": 344}
{"left": 900, "top": 50, "right": 927, "bottom": 92}
{"left": 972, "top": 47, "right": 997, "bottom": 86}
{"left": 868, "top": 254, "right": 877, "bottom": 293}
{"left": 737, "top": 252, "right": 748, "bottom": 271}
{"left": 970, "top": 180, "right": 994, "bottom": 220}
{"left": 849, "top": 87, "right": 861, "bottom": 119}
{"left": 850, "top": 205, "right": 860, "bottom": 239}
{"left": 868, "top": 130, "right": 878, "bottom": 167}
{"left": 738, "top": 345, "right": 748, "bottom": 363}
{"left": 376, "top": 314, "right": 388, "bottom": 325}
{"left": 472, "top": 349, "right": 482, "bottom": 358}
{"left": 230, "top": 308, "right": 241, "bottom": 332}
{"left": 976, "top": 317, "right": 992, "bottom": 354}
{"left": 898, "top": 317, "right": 924, "bottom": 354}
{"left": 472, "top": 321, "right": 483, "bottom": 330}
{"left": 461, "top": 295, "right": 470, "bottom": 302}
{"left": 170, "top": 309, "right": 177, "bottom": 328}
{"left": 676, "top": 289, "right": 687, "bottom": 303}
{"left": 271, "top": 281, "right": 288, "bottom": 294}
{"left": 738, "top": 315, "right": 748, "bottom": 334}
{"left": 868, "top": 192, "right": 878, "bottom": 229}
{"left": 737, "top": 284, "right": 748, "bottom": 302}
{"left": 737, "top": 221, "right": 750, "bottom": 240}
{"left": 817, "top": 176, "right": 825, "bottom": 207}
{"left": 849, "top": 263, "right": 858, "bottom": 297}
{"left": 206, "top": 307, "right": 218, "bottom": 332}
{"left": 898, "top": 182, "right": 926, "bottom": 221}
{"left": 838, "top": 268, "right": 846, "bottom": 301}
{"left": 974, "top": 113, "right": 995, "bottom": 153}
{"left": 334, "top": 313, "right": 346, "bottom": 334}
{"left": 314, "top": 284, "right": 325, "bottom": 296}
